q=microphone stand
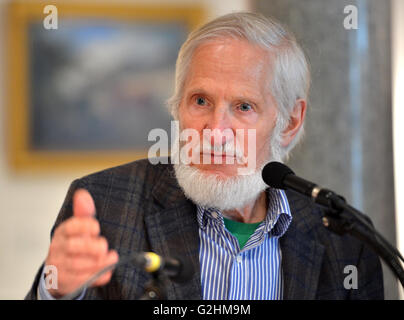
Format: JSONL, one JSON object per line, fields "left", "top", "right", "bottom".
{"left": 318, "top": 190, "right": 404, "bottom": 288}
{"left": 139, "top": 272, "right": 167, "bottom": 300}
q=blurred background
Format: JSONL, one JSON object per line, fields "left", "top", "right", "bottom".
{"left": 0, "top": 0, "right": 403, "bottom": 299}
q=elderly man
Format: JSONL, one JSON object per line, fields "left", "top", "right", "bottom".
{"left": 26, "top": 12, "right": 383, "bottom": 300}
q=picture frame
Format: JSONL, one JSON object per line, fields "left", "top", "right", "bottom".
{"left": 6, "top": 1, "right": 205, "bottom": 172}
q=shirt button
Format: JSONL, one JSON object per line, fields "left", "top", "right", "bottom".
{"left": 236, "top": 255, "right": 242, "bottom": 263}
{"left": 211, "top": 211, "right": 218, "bottom": 219}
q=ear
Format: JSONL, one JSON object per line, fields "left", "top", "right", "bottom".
{"left": 281, "top": 99, "right": 307, "bottom": 147}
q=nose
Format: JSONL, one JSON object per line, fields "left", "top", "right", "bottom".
{"left": 204, "top": 106, "right": 234, "bottom": 146}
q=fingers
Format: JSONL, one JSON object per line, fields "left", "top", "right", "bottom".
{"left": 92, "top": 250, "right": 119, "bottom": 287}
{"left": 64, "top": 249, "right": 119, "bottom": 274}
{"left": 46, "top": 245, "right": 119, "bottom": 296}
{"left": 56, "top": 217, "right": 100, "bottom": 238}
{"left": 45, "top": 189, "right": 119, "bottom": 296}
{"left": 63, "top": 250, "right": 119, "bottom": 287}
{"left": 63, "top": 236, "right": 108, "bottom": 257}
{"left": 73, "top": 189, "right": 96, "bottom": 218}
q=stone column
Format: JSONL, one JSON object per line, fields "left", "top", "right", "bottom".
{"left": 255, "top": 0, "right": 397, "bottom": 299}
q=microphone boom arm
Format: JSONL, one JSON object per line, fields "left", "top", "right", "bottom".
{"left": 261, "top": 161, "right": 404, "bottom": 289}
{"left": 319, "top": 192, "right": 404, "bottom": 288}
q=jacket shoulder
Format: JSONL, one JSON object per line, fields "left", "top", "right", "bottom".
{"left": 284, "top": 189, "right": 384, "bottom": 299}
{"left": 81, "top": 158, "right": 169, "bottom": 192}
{"left": 52, "top": 159, "right": 173, "bottom": 232}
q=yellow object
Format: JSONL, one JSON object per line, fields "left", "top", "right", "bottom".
{"left": 144, "top": 252, "right": 162, "bottom": 273}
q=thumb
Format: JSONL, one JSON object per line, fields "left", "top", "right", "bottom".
{"left": 73, "top": 189, "right": 96, "bottom": 218}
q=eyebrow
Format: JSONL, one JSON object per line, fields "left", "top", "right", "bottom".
{"left": 186, "top": 88, "right": 261, "bottom": 104}
{"left": 186, "top": 88, "right": 210, "bottom": 98}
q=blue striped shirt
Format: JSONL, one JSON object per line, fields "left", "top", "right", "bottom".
{"left": 197, "top": 188, "right": 292, "bottom": 300}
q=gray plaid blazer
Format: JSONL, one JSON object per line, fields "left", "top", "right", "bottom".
{"left": 26, "top": 159, "right": 384, "bottom": 300}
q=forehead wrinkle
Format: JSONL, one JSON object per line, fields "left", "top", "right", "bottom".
{"left": 185, "top": 39, "right": 275, "bottom": 106}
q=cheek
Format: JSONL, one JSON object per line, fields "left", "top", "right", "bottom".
{"left": 251, "top": 125, "right": 273, "bottom": 160}
{"left": 256, "top": 133, "right": 271, "bottom": 157}
{"left": 178, "top": 113, "right": 204, "bottom": 144}
{"left": 178, "top": 104, "right": 193, "bottom": 129}
{"left": 179, "top": 105, "right": 209, "bottom": 135}
{"left": 180, "top": 118, "right": 204, "bottom": 135}
{"left": 235, "top": 128, "right": 268, "bottom": 158}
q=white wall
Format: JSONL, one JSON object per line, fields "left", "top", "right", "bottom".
{"left": 0, "top": 0, "right": 250, "bottom": 299}
{"left": 392, "top": 0, "right": 404, "bottom": 300}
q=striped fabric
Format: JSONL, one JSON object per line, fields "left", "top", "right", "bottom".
{"left": 25, "top": 160, "right": 384, "bottom": 300}
{"left": 197, "top": 188, "right": 292, "bottom": 300}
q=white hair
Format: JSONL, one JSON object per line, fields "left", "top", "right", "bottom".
{"left": 166, "top": 12, "right": 310, "bottom": 161}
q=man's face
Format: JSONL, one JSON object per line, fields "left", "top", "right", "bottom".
{"left": 178, "top": 38, "right": 279, "bottom": 178}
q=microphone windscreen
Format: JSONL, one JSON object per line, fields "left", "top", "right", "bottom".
{"left": 262, "top": 161, "right": 295, "bottom": 189}
{"left": 171, "top": 256, "right": 194, "bottom": 283}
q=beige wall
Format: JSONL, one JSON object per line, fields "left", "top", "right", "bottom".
{"left": 0, "top": 0, "right": 250, "bottom": 299}
{"left": 0, "top": 0, "right": 78, "bottom": 300}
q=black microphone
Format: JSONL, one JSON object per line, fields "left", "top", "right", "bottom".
{"left": 60, "top": 251, "right": 193, "bottom": 300}
{"left": 137, "top": 252, "right": 194, "bottom": 300}
{"left": 261, "top": 161, "right": 345, "bottom": 209}
{"left": 137, "top": 252, "right": 193, "bottom": 283}
{"left": 261, "top": 161, "right": 377, "bottom": 232}
{"left": 262, "top": 162, "right": 404, "bottom": 288}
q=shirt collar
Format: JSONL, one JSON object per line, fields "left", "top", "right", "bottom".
{"left": 196, "top": 188, "right": 292, "bottom": 237}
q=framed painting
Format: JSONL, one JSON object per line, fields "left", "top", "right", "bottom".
{"left": 6, "top": 1, "right": 205, "bottom": 171}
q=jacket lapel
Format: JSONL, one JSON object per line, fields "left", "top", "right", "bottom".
{"left": 144, "top": 164, "right": 202, "bottom": 299}
{"left": 143, "top": 165, "right": 325, "bottom": 300}
{"left": 281, "top": 190, "right": 325, "bottom": 300}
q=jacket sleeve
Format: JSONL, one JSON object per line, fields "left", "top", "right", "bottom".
{"left": 346, "top": 217, "right": 385, "bottom": 300}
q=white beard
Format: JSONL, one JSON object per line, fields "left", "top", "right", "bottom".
{"left": 173, "top": 162, "right": 268, "bottom": 211}
{"left": 171, "top": 117, "right": 284, "bottom": 211}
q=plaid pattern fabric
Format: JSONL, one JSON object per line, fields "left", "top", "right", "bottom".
{"left": 25, "top": 159, "right": 384, "bottom": 300}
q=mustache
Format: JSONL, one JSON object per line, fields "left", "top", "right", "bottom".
{"left": 201, "top": 143, "right": 243, "bottom": 157}
{"left": 185, "top": 138, "right": 247, "bottom": 163}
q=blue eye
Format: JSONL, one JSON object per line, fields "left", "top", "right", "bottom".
{"left": 239, "top": 103, "right": 252, "bottom": 112}
{"left": 196, "top": 97, "right": 207, "bottom": 106}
